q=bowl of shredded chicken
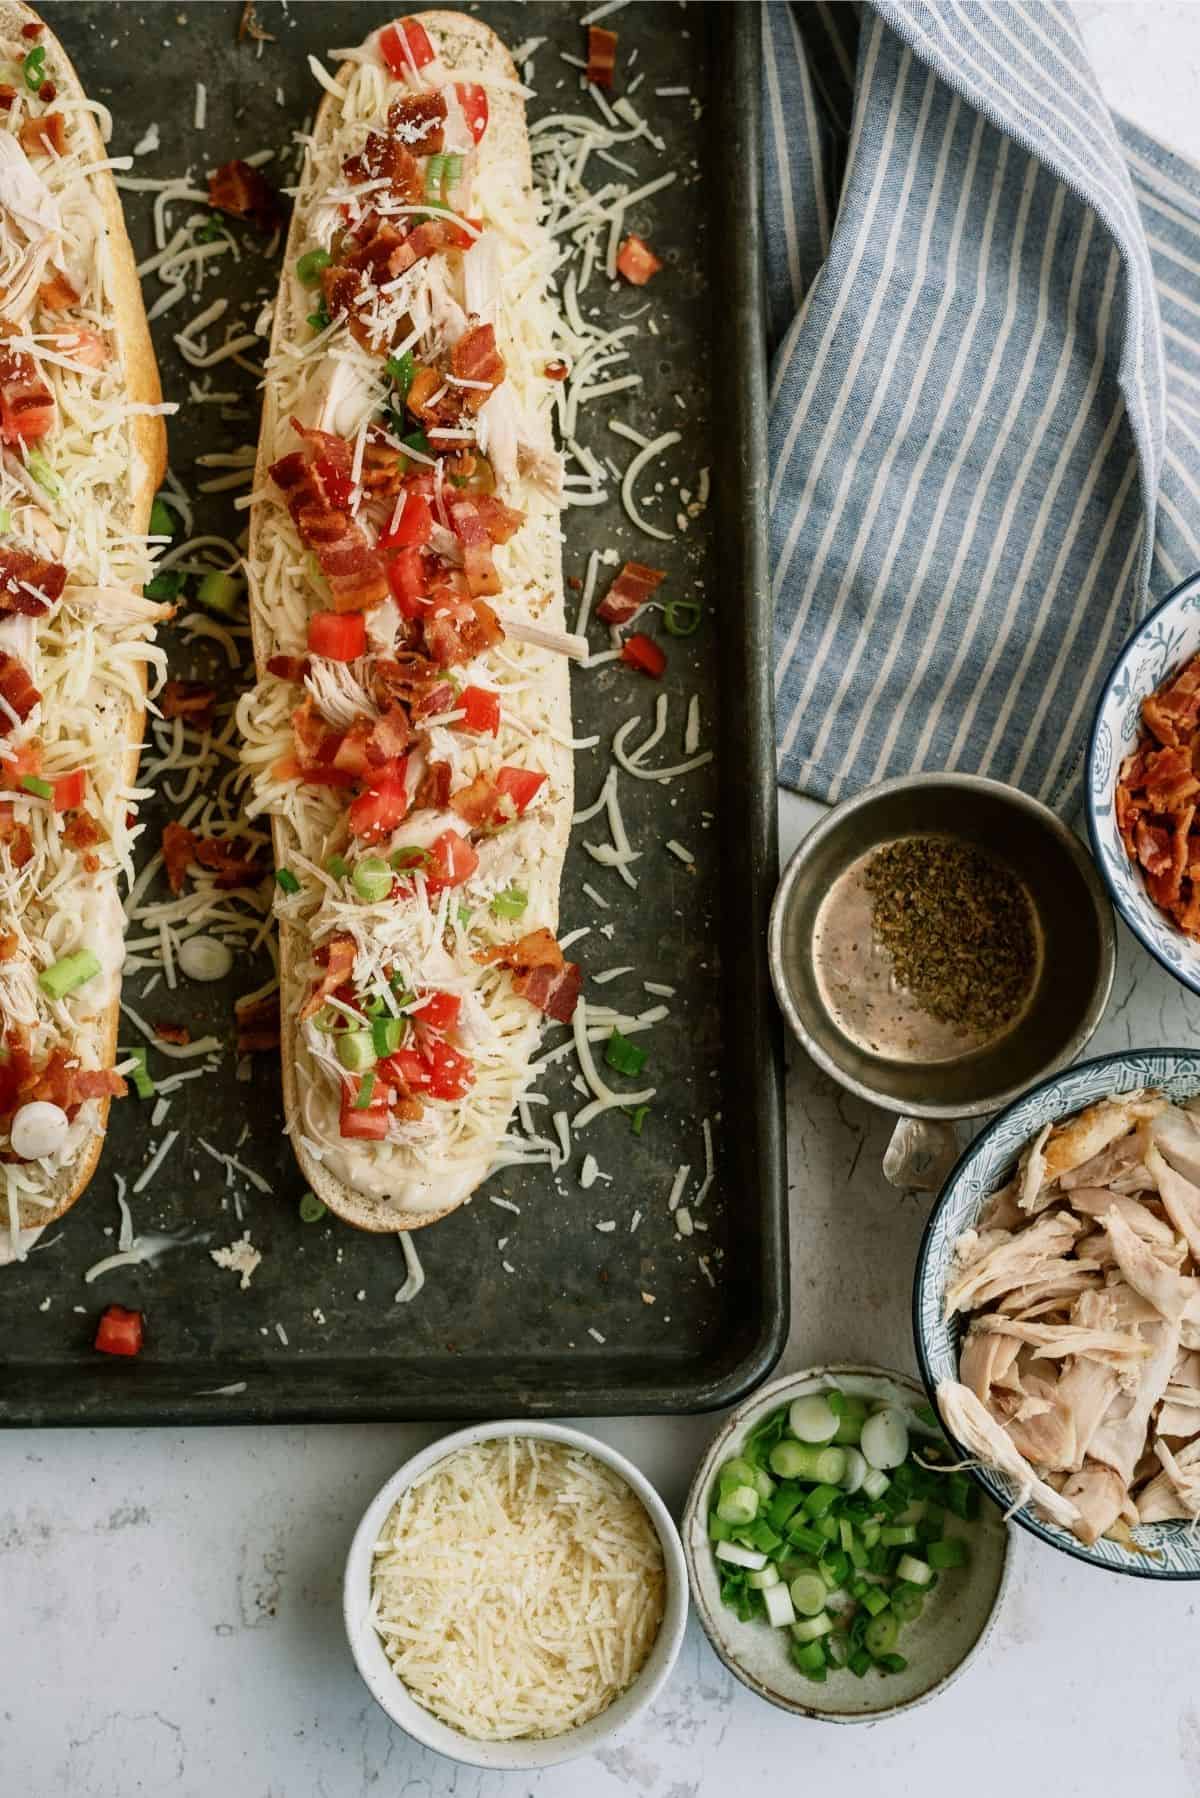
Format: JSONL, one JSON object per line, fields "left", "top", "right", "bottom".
{"left": 343, "top": 1423, "right": 687, "bottom": 1768}
{"left": 916, "top": 1050, "right": 1200, "bottom": 1577}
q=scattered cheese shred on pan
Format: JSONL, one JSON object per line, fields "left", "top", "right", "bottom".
{"left": 370, "top": 1438, "right": 665, "bottom": 1741}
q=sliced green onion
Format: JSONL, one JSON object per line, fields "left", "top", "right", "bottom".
{"left": 833, "top": 1395, "right": 868, "bottom": 1445}
{"left": 708, "top": 1512, "right": 734, "bottom": 1542}
{"left": 891, "top": 1586, "right": 924, "bottom": 1624}
{"left": 788, "top": 1572, "right": 827, "bottom": 1618}
{"left": 371, "top": 1015, "right": 403, "bottom": 1057}
{"left": 27, "top": 449, "right": 61, "bottom": 497}
{"left": 39, "top": 949, "right": 100, "bottom": 999}
{"left": 196, "top": 570, "right": 244, "bottom": 617}
{"left": 848, "top": 1646, "right": 872, "bottom": 1679}
{"left": 299, "top": 1192, "right": 326, "bottom": 1223}
{"left": 398, "top": 429, "right": 432, "bottom": 471}
{"left": 456, "top": 902, "right": 472, "bottom": 928}
{"left": 275, "top": 868, "right": 300, "bottom": 895}
{"left": 762, "top": 1582, "right": 796, "bottom": 1629}
{"left": 391, "top": 845, "right": 431, "bottom": 870}
{"left": 325, "top": 854, "right": 350, "bottom": 880}
{"left": 122, "top": 1045, "right": 155, "bottom": 1100}
{"left": 22, "top": 45, "right": 45, "bottom": 91}
{"left": 352, "top": 855, "right": 392, "bottom": 903}
{"left": 790, "top": 1611, "right": 833, "bottom": 1644}
{"left": 718, "top": 1456, "right": 759, "bottom": 1494}
{"left": 387, "top": 350, "right": 414, "bottom": 406}
{"left": 604, "top": 1027, "right": 647, "bottom": 1077}
{"left": 791, "top": 1638, "right": 828, "bottom": 1677}
{"left": 307, "top": 302, "right": 333, "bottom": 334}
{"left": 785, "top": 1521, "right": 826, "bottom": 1556}
{"left": 863, "top": 1610, "right": 900, "bottom": 1658}
{"left": 296, "top": 247, "right": 332, "bottom": 286}
{"left": 860, "top": 1586, "right": 890, "bottom": 1619}
{"left": 895, "top": 1554, "right": 933, "bottom": 1587}
{"left": 149, "top": 497, "right": 174, "bottom": 539}
{"left": 880, "top": 1524, "right": 917, "bottom": 1547}
{"left": 714, "top": 1540, "right": 767, "bottom": 1571}
{"left": 861, "top": 1408, "right": 909, "bottom": 1471}
{"left": 0, "top": 506, "right": 11, "bottom": 533}
{"left": 628, "top": 1104, "right": 650, "bottom": 1135}
{"left": 769, "top": 1441, "right": 845, "bottom": 1484}
{"left": 802, "top": 1483, "right": 842, "bottom": 1521}
{"left": 862, "top": 1468, "right": 891, "bottom": 1502}
{"left": 663, "top": 598, "right": 702, "bottom": 637}
{"left": 144, "top": 570, "right": 184, "bottom": 602}
{"left": 20, "top": 775, "right": 51, "bottom": 800}
{"left": 876, "top": 1652, "right": 908, "bottom": 1675}
{"left": 336, "top": 1032, "right": 376, "bottom": 1073}
{"left": 423, "top": 152, "right": 447, "bottom": 200}
{"left": 927, "top": 1536, "right": 968, "bottom": 1571}
{"left": 490, "top": 884, "right": 528, "bottom": 920}
{"left": 353, "top": 1069, "right": 378, "bottom": 1108}
{"left": 196, "top": 215, "right": 224, "bottom": 243}
{"left": 788, "top": 1393, "right": 839, "bottom": 1443}
{"left": 840, "top": 1447, "right": 867, "bottom": 1494}
{"left": 715, "top": 1485, "right": 758, "bottom": 1527}
{"left": 747, "top": 1564, "right": 781, "bottom": 1591}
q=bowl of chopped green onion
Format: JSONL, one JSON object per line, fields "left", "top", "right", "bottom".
{"left": 682, "top": 1365, "right": 1011, "bottom": 1721}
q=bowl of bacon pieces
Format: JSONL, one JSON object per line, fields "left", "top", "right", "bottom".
{"left": 1088, "top": 569, "right": 1200, "bottom": 991}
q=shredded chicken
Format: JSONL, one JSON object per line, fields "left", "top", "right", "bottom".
{"left": 942, "top": 1092, "right": 1200, "bottom": 1546}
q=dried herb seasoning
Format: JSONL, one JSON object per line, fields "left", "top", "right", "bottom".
{"left": 863, "top": 835, "right": 1037, "bottom": 1035}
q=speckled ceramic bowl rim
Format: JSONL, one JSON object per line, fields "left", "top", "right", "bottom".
{"left": 1085, "top": 568, "right": 1200, "bottom": 995}
{"left": 681, "top": 1364, "right": 1013, "bottom": 1723}
{"left": 768, "top": 771, "right": 1116, "bottom": 1119}
{"left": 913, "top": 1046, "right": 1200, "bottom": 1579}
{"left": 343, "top": 1420, "right": 689, "bottom": 1769}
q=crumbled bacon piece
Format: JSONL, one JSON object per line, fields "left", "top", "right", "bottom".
{"left": 423, "top": 597, "right": 504, "bottom": 668}
{"left": 586, "top": 25, "right": 618, "bottom": 88}
{"left": 0, "top": 87, "right": 15, "bottom": 112}
{"left": 0, "top": 545, "right": 65, "bottom": 616}
{"left": 62, "top": 810, "right": 103, "bottom": 854}
{"left": 194, "top": 835, "right": 270, "bottom": 891}
{"left": 155, "top": 1022, "right": 191, "bottom": 1047}
{"left": 412, "top": 758, "right": 451, "bottom": 811}
{"left": 267, "top": 653, "right": 310, "bottom": 683}
{"left": 159, "top": 679, "right": 217, "bottom": 727}
{"left": 161, "top": 821, "right": 197, "bottom": 895}
{"left": 19, "top": 111, "right": 66, "bottom": 156}
{"left": 449, "top": 324, "right": 505, "bottom": 412}
{"left": 596, "top": 561, "right": 666, "bottom": 627}
{"left": 373, "top": 653, "right": 445, "bottom": 709}
{"left": 1117, "top": 648, "right": 1200, "bottom": 940}
{"left": 207, "top": 158, "right": 282, "bottom": 232}
{"left": 0, "top": 329, "right": 54, "bottom": 443}
{"left": 300, "top": 934, "right": 356, "bottom": 1021}
{"left": 343, "top": 130, "right": 422, "bottom": 201}
{"left": 237, "top": 0, "right": 275, "bottom": 43}
{"left": 38, "top": 267, "right": 79, "bottom": 313}
{"left": 387, "top": 90, "right": 447, "bottom": 155}
{"left": 235, "top": 991, "right": 280, "bottom": 1053}
{"left": 475, "top": 928, "right": 582, "bottom": 1023}
{"left": 0, "top": 651, "right": 39, "bottom": 730}
{"left": 270, "top": 422, "right": 389, "bottom": 611}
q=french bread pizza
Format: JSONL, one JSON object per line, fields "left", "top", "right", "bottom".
{"left": 0, "top": 3, "right": 167, "bottom": 1238}
{"left": 242, "top": 13, "right": 584, "bottom": 1231}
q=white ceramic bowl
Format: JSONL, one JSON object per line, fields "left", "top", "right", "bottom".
{"left": 915, "top": 1047, "right": 1200, "bottom": 1578}
{"left": 1087, "top": 569, "right": 1200, "bottom": 991}
{"left": 343, "top": 1420, "right": 689, "bottom": 1769}
{"left": 682, "top": 1365, "right": 1011, "bottom": 1722}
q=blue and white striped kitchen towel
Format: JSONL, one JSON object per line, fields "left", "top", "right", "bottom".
{"left": 764, "top": 1, "right": 1200, "bottom": 810}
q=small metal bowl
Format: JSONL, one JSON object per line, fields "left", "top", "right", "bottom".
{"left": 768, "top": 773, "right": 1116, "bottom": 1119}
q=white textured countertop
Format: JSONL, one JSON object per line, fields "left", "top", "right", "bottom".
{"left": 8, "top": 7, "right": 1200, "bottom": 1795}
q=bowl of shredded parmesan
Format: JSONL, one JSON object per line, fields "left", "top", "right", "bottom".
{"left": 343, "top": 1422, "right": 688, "bottom": 1767}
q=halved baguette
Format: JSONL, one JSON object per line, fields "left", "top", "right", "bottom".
{"left": 245, "top": 13, "right": 573, "bottom": 1231}
{"left": 0, "top": 2, "right": 166, "bottom": 1232}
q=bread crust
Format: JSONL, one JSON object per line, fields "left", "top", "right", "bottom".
{"left": 249, "top": 12, "right": 570, "bottom": 1232}
{"left": 9, "top": 1, "right": 166, "bottom": 1229}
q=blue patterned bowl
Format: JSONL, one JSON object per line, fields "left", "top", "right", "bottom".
{"left": 1087, "top": 570, "right": 1200, "bottom": 992}
{"left": 914, "top": 1047, "right": 1200, "bottom": 1579}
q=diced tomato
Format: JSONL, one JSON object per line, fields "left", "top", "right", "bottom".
{"left": 616, "top": 233, "right": 663, "bottom": 286}
{"left": 425, "top": 828, "right": 478, "bottom": 892}
{"left": 52, "top": 769, "right": 85, "bottom": 812}
{"left": 386, "top": 546, "right": 428, "bottom": 619}
{"left": 621, "top": 632, "right": 666, "bottom": 678}
{"left": 417, "top": 989, "right": 461, "bottom": 1033}
{"left": 95, "top": 1305, "right": 143, "bottom": 1358}
{"left": 339, "top": 1076, "right": 391, "bottom": 1139}
{"left": 381, "top": 1048, "right": 427, "bottom": 1091}
{"left": 454, "top": 81, "right": 489, "bottom": 143}
{"left": 348, "top": 763, "right": 410, "bottom": 841}
{"left": 380, "top": 494, "right": 433, "bottom": 550}
{"left": 308, "top": 611, "right": 366, "bottom": 661}
{"left": 495, "top": 765, "right": 546, "bottom": 816}
{"left": 385, "top": 1039, "right": 473, "bottom": 1100}
{"left": 460, "top": 685, "right": 500, "bottom": 736}
{"left": 379, "top": 18, "right": 435, "bottom": 75}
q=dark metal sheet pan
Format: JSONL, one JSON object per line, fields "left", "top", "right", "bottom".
{"left": 2, "top": 0, "right": 786, "bottom": 1426}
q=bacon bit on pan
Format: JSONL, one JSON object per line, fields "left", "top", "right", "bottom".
{"left": 0, "top": 931, "right": 16, "bottom": 960}
{"left": 161, "top": 821, "right": 197, "bottom": 895}
{"left": 0, "top": 329, "right": 55, "bottom": 443}
{"left": 1117, "top": 647, "right": 1200, "bottom": 935}
{"left": 234, "top": 991, "right": 281, "bottom": 1053}
{"left": 0, "top": 651, "right": 39, "bottom": 731}
{"left": 545, "top": 359, "right": 569, "bottom": 382}
{"left": 159, "top": 678, "right": 217, "bottom": 727}
{"left": 62, "top": 810, "right": 104, "bottom": 854}
{"left": 300, "top": 933, "right": 356, "bottom": 1021}
{"left": 266, "top": 653, "right": 310, "bottom": 683}
{"left": 237, "top": 0, "right": 275, "bottom": 42}
{"left": 155, "top": 1022, "right": 191, "bottom": 1047}
{"left": 194, "top": 835, "right": 270, "bottom": 891}
{"left": 0, "top": 545, "right": 66, "bottom": 616}
{"left": 19, "top": 111, "right": 66, "bottom": 156}
{"left": 596, "top": 561, "right": 666, "bottom": 627}
{"left": 616, "top": 234, "right": 663, "bottom": 286}
{"left": 475, "top": 928, "right": 582, "bottom": 1023}
{"left": 37, "top": 267, "right": 79, "bottom": 313}
{"left": 208, "top": 158, "right": 282, "bottom": 233}
{"left": 586, "top": 25, "right": 618, "bottom": 89}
